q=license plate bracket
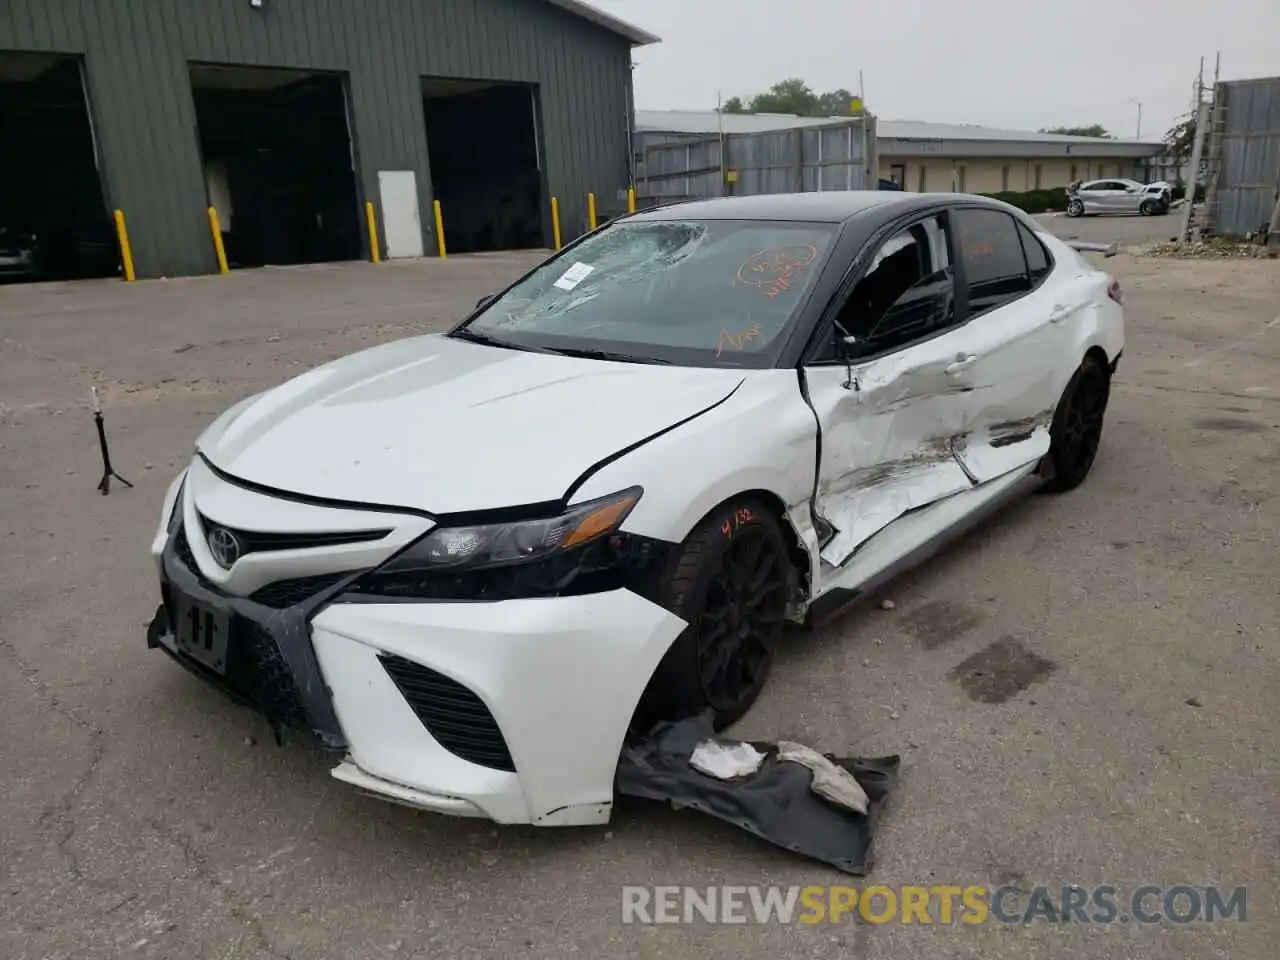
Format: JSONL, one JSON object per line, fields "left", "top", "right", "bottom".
{"left": 172, "top": 592, "right": 231, "bottom": 676}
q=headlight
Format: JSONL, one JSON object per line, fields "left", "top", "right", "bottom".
{"left": 343, "top": 487, "right": 665, "bottom": 602}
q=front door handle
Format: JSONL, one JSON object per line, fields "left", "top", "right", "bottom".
{"left": 945, "top": 354, "right": 978, "bottom": 375}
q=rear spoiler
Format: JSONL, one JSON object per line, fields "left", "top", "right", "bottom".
{"left": 1065, "top": 240, "right": 1118, "bottom": 258}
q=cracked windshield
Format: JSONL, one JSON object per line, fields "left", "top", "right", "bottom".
{"left": 465, "top": 219, "right": 836, "bottom": 364}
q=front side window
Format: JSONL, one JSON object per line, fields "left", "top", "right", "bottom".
{"left": 821, "top": 215, "right": 956, "bottom": 359}
{"left": 454, "top": 218, "right": 838, "bottom": 368}
{"left": 953, "top": 208, "right": 1031, "bottom": 316}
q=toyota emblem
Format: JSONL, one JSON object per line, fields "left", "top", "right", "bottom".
{"left": 206, "top": 526, "right": 241, "bottom": 569}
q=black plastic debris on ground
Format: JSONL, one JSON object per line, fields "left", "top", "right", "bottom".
{"left": 615, "top": 713, "right": 900, "bottom": 875}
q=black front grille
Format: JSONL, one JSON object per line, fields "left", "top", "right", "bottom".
{"left": 224, "top": 618, "right": 312, "bottom": 732}
{"left": 250, "top": 572, "right": 355, "bottom": 609}
{"left": 379, "top": 654, "right": 516, "bottom": 772}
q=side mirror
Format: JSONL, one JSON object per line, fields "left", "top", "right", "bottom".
{"left": 475, "top": 294, "right": 495, "bottom": 310}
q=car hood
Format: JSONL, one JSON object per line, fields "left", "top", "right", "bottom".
{"left": 197, "top": 334, "right": 745, "bottom": 515}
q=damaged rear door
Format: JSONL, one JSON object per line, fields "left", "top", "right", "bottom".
{"left": 946, "top": 209, "right": 1072, "bottom": 483}
{"left": 803, "top": 212, "right": 976, "bottom": 569}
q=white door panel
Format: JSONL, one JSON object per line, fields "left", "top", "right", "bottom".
{"left": 377, "top": 170, "right": 425, "bottom": 259}
{"left": 948, "top": 211, "right": 1070, "bottom": 483}
{"left": 948, "top": 289, "right": 1064, "bottom": 481}
{"left": 808, "top": 330, "right": 976, "bottom": 570}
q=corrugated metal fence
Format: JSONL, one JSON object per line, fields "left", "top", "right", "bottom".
{"left": 635, "top": 118, "right": 877, "bottom": 201}
{"left": 1209, "top": 76, "right": 1280, "bottom": 237}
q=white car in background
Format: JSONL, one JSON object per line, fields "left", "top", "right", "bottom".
{"left": 1066, "top": 178, "right": 1172, "bottom": 217}
{"left": 146, "top": 192, "right": 1124, "bottom": 827}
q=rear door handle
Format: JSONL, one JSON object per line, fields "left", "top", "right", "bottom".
{"left": 945, "top": 354, "right": 978, "bottom": 375}
{"left": 1049, "top": 302, "right": 1082, "bottom": 323}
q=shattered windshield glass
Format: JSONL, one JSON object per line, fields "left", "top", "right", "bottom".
{"left": 457, "top": 218, "right": 838, "bottom": 367}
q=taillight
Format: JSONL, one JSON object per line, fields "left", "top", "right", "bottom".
{"left": 1107, "top": 279, "right": 1123, "bottom": 304}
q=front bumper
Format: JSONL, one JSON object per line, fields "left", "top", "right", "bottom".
{"left": 148, "top": 475, "right": 687, "bottom": 826}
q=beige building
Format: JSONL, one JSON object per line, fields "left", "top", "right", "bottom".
{"left": 875, "top": 120, "right": 1164, "bottom": 193}
{"left": 634, "top": 110, "right": 1166, "bottom": 196}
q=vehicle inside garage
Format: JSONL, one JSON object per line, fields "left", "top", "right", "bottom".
{"left": 422, "top": 78, "right": 545, "bottom": 253}
{"left": 0, "top": 51, "right": 117, "bottom": 283}
{"left": 189, "top": 64, "right": 361, "bottom": 269}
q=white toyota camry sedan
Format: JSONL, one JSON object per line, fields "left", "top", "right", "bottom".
{"left": 147, "top": 192, "right": 1124, "bottom": 827}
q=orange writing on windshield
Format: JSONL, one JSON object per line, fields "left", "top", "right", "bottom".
{"left": 716, "top": 323, "right": 764, "bottom": 357}
{"left": 736, "top": 244, "right": 818, "bottom": 299}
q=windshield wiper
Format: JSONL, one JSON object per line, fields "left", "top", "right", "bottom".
{"left": 539, "top": 346, "right": 674, "bottom": 365}
{"left": 450, "top": 328, "right": 557, "bottom": 355}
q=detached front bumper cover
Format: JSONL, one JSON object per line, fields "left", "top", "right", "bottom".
{"left": 617, "top": 713, "right": 900, "bottom": 875}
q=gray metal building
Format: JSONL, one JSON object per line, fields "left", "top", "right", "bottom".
{"left": 0, "top": 0, "right": 657, "bottom": 280}
{"left": 1205, "top": 75, "right": 1280, "bottom": 238}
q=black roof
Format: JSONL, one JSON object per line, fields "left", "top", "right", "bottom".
{"left": 628, "top": 191, "right": 961, "bottom": 224}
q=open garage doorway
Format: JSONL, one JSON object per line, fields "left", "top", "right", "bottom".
{"left": 0, "top": 51, "right": 117, "bottom": 283}
{"left": 190, "top": 64, "right": 361, "bottom": 269}
{"left": 422, "top": 78, "right": 545, "bottom": 253}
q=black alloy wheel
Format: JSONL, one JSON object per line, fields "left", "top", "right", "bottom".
{"left": 1042, "top": 355, "right": 1110, "bottom": 492}
{"left": 694, "top": 525, "right": 788, "bottom": 716}
{"left": 634, "top": 498, "right": 796, "bottom": 732}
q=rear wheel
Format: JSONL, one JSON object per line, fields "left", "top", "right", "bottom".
{"left": 1041, "top": 354, "right": 1111, "bottom": 493}
{"left": 635, "top": 497, "right": 794, "bottom": 731}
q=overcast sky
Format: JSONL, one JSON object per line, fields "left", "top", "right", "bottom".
{"left": 593, "top": 0, "right": 1279, "bottom": 141}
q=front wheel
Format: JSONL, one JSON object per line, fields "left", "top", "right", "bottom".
{"left": 1139, "top": 199, "right": 1156, "bottom": 216}
{"left": 635, "top": 497, "right": 795, "bottom": 731}
{"left": 1041, "top": 354, "right": 1111, "bottom": 493}
{"left": 1066, "top": 198, "right": 1084, "bottom": 218}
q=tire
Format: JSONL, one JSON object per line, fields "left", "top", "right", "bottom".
{"left": 1139, "top": 199, "right": 1156, "bottom": 216}
{"left": 1066, "top": 198, "right": 1084, "bottom": 218}
{"left": 635, "top": 497, "right": 795, "bottom": 732}
{"left": 1041, "top": 354, "right": 1111, "bottom": 493}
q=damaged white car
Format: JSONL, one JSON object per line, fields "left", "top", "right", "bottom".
{"left": 147, "top": 192, "right": 1123, "bottom": 827}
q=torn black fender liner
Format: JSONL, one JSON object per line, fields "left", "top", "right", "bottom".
{"left": 615, "top": 713, "right": 900, "bottom": 875}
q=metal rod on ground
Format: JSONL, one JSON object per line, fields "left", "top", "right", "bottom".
{"left": 113, "top": 209, "right": 136, "bottom": 282}
{"left": 365, "top": 201, "right": 381, "bottom": 263}
{"left": 551, "top": 197, "right": 562, "bottom": 250}
{"left": 433, "top": 200, "right": 447, "bottom": 259}
{"left": 587, "top": 192, "right": 597, "bottom": 231}
{"left": 208, "top": 207, "right": 229, "bottom": 274}
{"left": 91, "top": 386, "right": 132, "bottom": 495}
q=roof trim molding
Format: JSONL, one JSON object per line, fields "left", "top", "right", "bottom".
{"left": 541, "top": 0, "right": 661, "bottom": 45}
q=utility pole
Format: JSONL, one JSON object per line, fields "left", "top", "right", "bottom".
{"left": 1178, "top": 60, "right": 1208, "bottom": 243}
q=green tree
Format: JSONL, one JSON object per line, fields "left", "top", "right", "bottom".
{"left": 716, "top": 80, "right": 858, "bottom": 118}
{"left": 746, "top": 78, "right": 820, "bottom": 116}
{"left": 1163, "top": 112, "right": 1196, "bottom": 163}
{"left": 1040, "top": 124, "right": 1113, "bottom": 138}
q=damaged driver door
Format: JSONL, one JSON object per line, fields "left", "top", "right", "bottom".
{"left": 803, "top": 213, "right": 976, "bottom": 572}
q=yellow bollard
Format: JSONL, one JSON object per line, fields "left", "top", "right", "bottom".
{"left": 627, "top": 186, "right": 636, "bottom": 214}
{"left": 112, "top": 209, "right": 136, "bottom": 282}
{"left": 587, "top": 192, "right": 597, "bottom": 231}
{"left": 433, "top": 199, "right": 447, "bottom": 259}
{"left": 551, "top": 197, "right": 562, "bottom": 250}
{"left": 207, "top": 207, "right": 229, "bottom": 275}
{"left": 365, "top": 201, "right": 381, "bottom": 263}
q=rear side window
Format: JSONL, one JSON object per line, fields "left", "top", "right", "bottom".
{"left": 953, "top": 208, "right": 1031, "bottom": 316}
{"left": 1017, "top": 222, "right": 1051, "bottom": 285}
